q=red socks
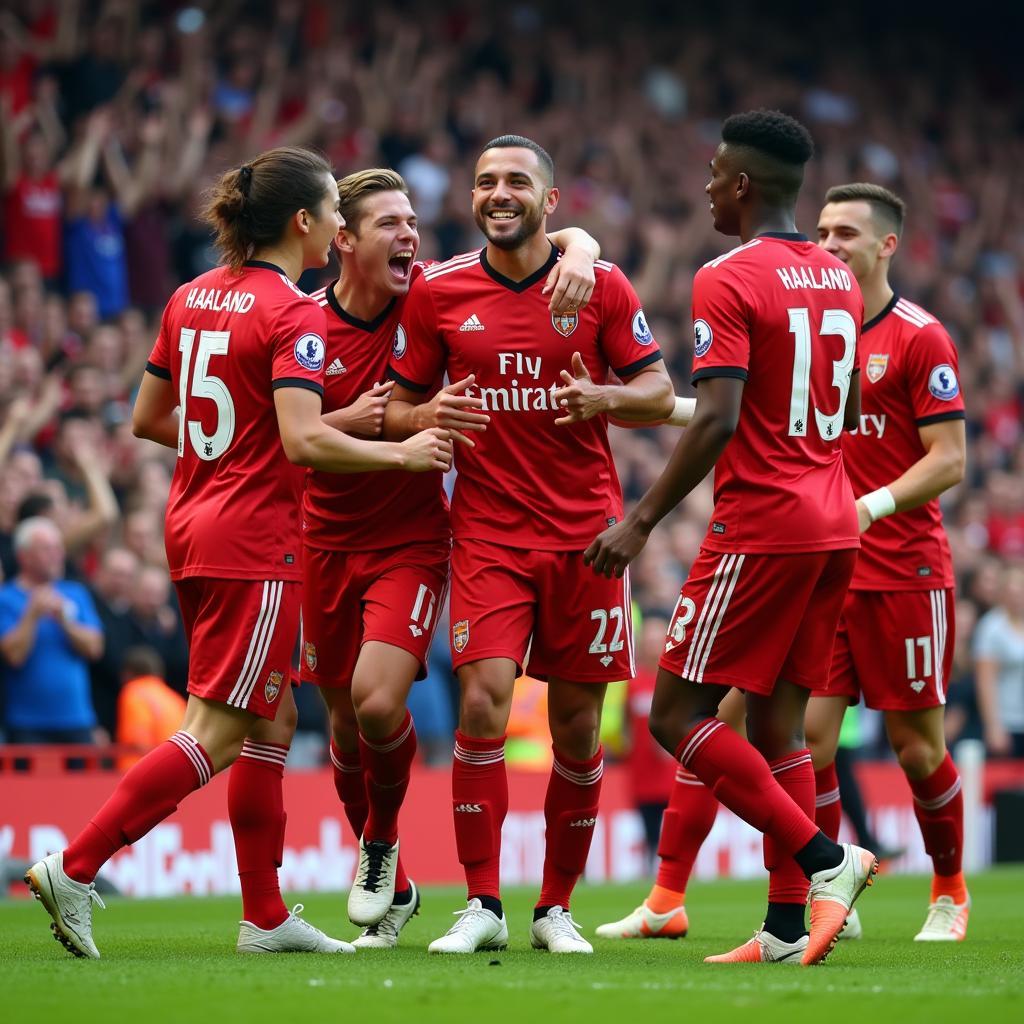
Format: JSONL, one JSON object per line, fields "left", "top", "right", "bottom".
{"left": 452, "top": 730, "right": 507, "bottom": 900}
{"left": 909, "top": 752, "right": 964, "bottom": 882}
{"left": 228, "top": 740, "right": 290, "bottom": 930}
{"left": 538, "top": 746, "right": 604, "bottom": 910}
{"left": 63, "top": 731, "right": 213, "bottom": 884}
{"left": 676, "top": 719, "right": 818, "bottom": 857}
{"left": 329, "top": 737, "right": 409, "bottom": 893}
{"left": 654, "top": 767, "right": 718, "bottom": 895}
{"left": 765, "top": 750, "right": 814, "bottom": 905}
{"left": 360, "top": 711, "right": 417, "bottom": 846}
{"left": 814, "top": 762, "right": 842, "bottom": 841}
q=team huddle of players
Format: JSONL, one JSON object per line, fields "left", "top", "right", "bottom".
{"left": 25, "top": 108, "right": 969, "bottom": 965}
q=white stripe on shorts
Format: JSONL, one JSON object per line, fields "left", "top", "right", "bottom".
{"left": 227, "top": 580, "right": 284, "bottom": 709}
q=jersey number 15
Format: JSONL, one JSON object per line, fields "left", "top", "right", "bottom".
{"left": 178, "top": 328, "right": 236, "bottom": 461}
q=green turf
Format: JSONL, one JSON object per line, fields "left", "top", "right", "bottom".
{"left": 3, "top": 870, "right": 1022, "bottom": 1024}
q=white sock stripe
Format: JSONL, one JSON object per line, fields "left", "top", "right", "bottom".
{"left": 238, "top": 749, "right": 288, "bottom": 767}
{"left": 815, "top": 787, "right": 841, "bottom": 807}
{"left": 552, "top": 758, "right": 604, "bottom": 786}
{"left": 771, "top": 752, "right": 812, "bottom": 775}
{"left": 454, "top": 742, "right": 505, "bottom": 765}
{"left": 680, "top": 718, "right": 723, "bottom": 767}
{"left": 169, "top": 731, "right": 211, "bottom": 786}
{"left": 695, "top": 554, "right": 744, "bottom": 683}
{"left": 914, "top": 775, "right": 962, "bottom": 811}
{"left": 362, "top": 716, "right": 415, "bottom": 755}
{"left": 675, "top": 769, "right": 703, "bottom": 785}
{"left": 682, "top": 555, "right": 733, "bottom": 680}
{"left": 242, "top": 739, "right": 289, "bottom": 755}
{"left": 234, "top": 581, "right": 284, "bottom": 708}
{"left": 227, "top": 581, "right": 273, "bottom": 706}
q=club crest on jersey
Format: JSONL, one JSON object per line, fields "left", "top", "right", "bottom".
{"left": 693, "top": 319, "right": 713, "bottom": 357}
{"left": 265, "top": 670, "right": 284, "bottom": 703}
{"left": 453, "top": 619, "right": 470, "bottom": 653}
{"left": 393, "top": 324, "right": 408, "bottom": 359}
{"left": 551, "top": 308, "right": 578, "bottom": 337}
{"left": 294, "top": 333, "right": 325, "bottom": 372}
{"left": 866, "top": 353, "right": 889, "bottom": 383}
{"left": 304, "top": 641, "right": 317, "bottom": 672}
{"left": 632, "top": 309, "right": 654, "bottom": 345}
{"left": 928, "top": 364, "right": 959, "bottom": 401}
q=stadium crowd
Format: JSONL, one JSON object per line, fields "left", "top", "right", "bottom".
{"left": 1, "top": 0, "right": 1021, "bottom": 760}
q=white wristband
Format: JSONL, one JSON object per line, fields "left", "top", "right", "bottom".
{"left": 859, "top": 486, "right": 896, "bottom": 523}
{"left": 666, "top": 396, "right": 696, "bottom": 427}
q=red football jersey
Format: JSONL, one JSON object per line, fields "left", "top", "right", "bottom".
{"left": 388, "top": 245, "right": 663, "bottom": 549}
{"left": 691, "top": 233, "right": 863, "bottom": 553}
{"left": 303, "top": 268, "right": 450, "bottom": 551}
{"left": 844, "top": 295, "right": 964, "bottom": 590}
{"left": 147, "top": 260, "right": 327, "bottom": 581}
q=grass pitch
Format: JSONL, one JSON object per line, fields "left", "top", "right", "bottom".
{"left": 3, "top": 869, "right": 1022, "bottom": 1024}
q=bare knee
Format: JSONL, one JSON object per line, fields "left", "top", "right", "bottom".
{"left": 893, "top": 734, "right": 944, "bottom": 780}
{"left": 322, "top": 691, "right": 359, "bottom": 752}
{"left": 353, "top": 687, "right": 404, "bottom": 739}
{"left": 550, "top": 705, "right": 601, "bottom": 761}
{"left": 458, "top": 665, "right": 512, "bottom": 738}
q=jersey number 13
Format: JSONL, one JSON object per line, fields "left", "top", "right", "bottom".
{"left": 786, "top": 308, "right": 857, "bottom": 441}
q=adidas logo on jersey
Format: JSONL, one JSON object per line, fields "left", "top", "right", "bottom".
{"left": 455, "top": 803, "right": 483, "bottom": 813}
{"left": 569, "top": 817, "right": 597, "bottom": 828}
{"left": 459, "top": 314, "right": 485, "bottom": 332}
{"left": 325, "top": 357, "right": 347, "bottom": 376}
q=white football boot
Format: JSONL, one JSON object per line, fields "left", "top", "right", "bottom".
{"left": 838, "top": 907, "right": 863, "bottom": 941}
{"left": 804, "top": 843, "right": 878, "bottom": 964}
{"left": 595, "top": 901, "right": 688, "bottom": 939}
{"left": 428, "top": 898, "right": 509, "bottom": 953}
{"left": 348, "top": 836, "right": 399, "bottom": 926}
{"left": 913, "top": 894, "right": 970, "bottom": 941}
{"left": 352, "top": 880, "right": 421, "bottom": 949}
{"left": 237, "top": 904, "right": 356, "bottom": 953}
{"left": 530, "top": 906, "right": 593, "bottom": 953}
{"left": 25, "top": 851, "right": 105, "bottom": 959}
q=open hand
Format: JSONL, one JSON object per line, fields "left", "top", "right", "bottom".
{"left": 553, "top": 352, "right": 606, "bottom": 426}
{"left": 426, "top": 374, "right": 489, "bottom": 447}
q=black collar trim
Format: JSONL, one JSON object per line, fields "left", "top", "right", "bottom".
{"left": 324, "top": 281, "right": 397, "bottom": 332}
{"left": 243, "top": 259, "right": 289, "bottom": 275}
{"left": 479, "top": 243, "right": 560, "bottom": 293}
{"left": 757, "top": 232, "right": 808, "bottom": 241}
{"left": 863, "top": 292, "right": 899, "bottom": 334}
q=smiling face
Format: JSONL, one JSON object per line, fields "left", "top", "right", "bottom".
{"left": 816, "top": 199, "right": 896, "bottom": 286}
{"left": 705, "top": 143, "right": 744, "bottom": 236}
{"left": 336, "top": 189, "right": 420, "bottom": 296}
{"left": 472, "top": 147, "right": 557, "bottom": 250}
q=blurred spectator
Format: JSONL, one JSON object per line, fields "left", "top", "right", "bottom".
{"left": 0, "top": 516, "right": 103, "bottom": 743}
{"left": 115, "top": 645, "right": 186, "bottom": 771}
{"left": 128, "top": 564, "right": 188, "bottom": 694}
{"left": 973, "top": 564, "right": 1024, "bottom": 757}
{"left": 88, "top": 546, "right": 140, "bottom": 735}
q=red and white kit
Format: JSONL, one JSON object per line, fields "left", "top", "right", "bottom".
{"left": 389, "top": 245, "right": 662, "bottom": 680}
{"left": 301, "top": 268, "right": 450, "bottom": 686}
{"left": 819, "top": 294, "right": 964, "bottom": 710}
{"left": 660, "top": 234, "right": 864, "bottom": 693}
{"left": 147, "top": 259, "right": 326, "bottom": 717}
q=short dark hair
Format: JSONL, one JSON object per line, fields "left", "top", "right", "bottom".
{"left": 16, "top": 492, "right": 54, "bottom": 522}
{"left": 121, "top": 645, "right": 166, "bottom": 682}
{"left": 480, "top": 135, "right": 554, "bottom": 186}
{"left": 824, "top": 182, "right": 906, "bottom": 237}
{"left": 721, "top": 109, "right": 815, "bottom": 166}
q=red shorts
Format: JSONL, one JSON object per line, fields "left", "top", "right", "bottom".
{"left": 449, "top": 539, "right": 634, "bottom": 682}
{"left": 814, "top": 588, "right": 954, "bottom": 711}
{"left": 175, "top": 577, "right": 300, "bottom": 720}
{"left": 301, "top": 541, "right": 450, "bottom": 687}
{"left": 659, "top": 547, "right": 857, "bottom": 696}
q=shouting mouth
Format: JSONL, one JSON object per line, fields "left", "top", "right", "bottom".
{"left": 388, "top": 250, "right": 414, "bottom": 282}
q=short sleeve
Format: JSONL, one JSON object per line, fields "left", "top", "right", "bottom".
{"left": 972, "top": 611, "right": 1003, "bottom": 661}
{"left": 145, "top": 299, "right": 174, "bottom": 380}
{"left": 387, "top": 274, "right": 445, "bottom": 392}
{"left": 596, "top": 264, "right": 663, "bottom": 378}
{"left": 902, "top": 321, "right": 965, "bottom": 425}
{"left": 271, "top": 298, "right": 328, "bottom": 396}
{"left": 690, "top": 264, "right": 751, "bottom": 385}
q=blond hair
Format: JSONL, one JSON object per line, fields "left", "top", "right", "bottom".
{"left": 336, "top": 168, "right": 409, "bottom": 235}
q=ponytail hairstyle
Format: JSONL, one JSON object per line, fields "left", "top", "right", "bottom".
{"left": 203, "top": 146, "right": 335, "bottom": 270}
